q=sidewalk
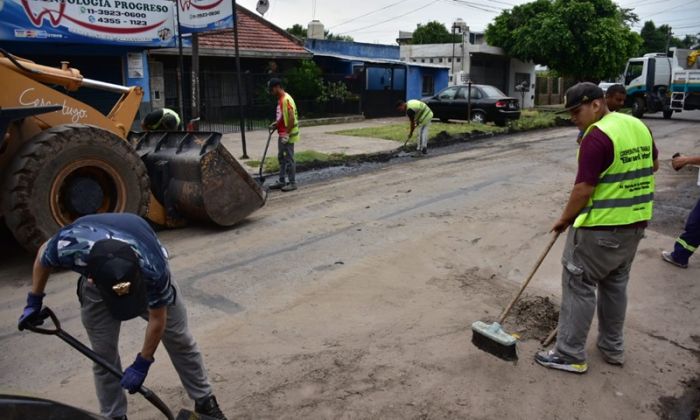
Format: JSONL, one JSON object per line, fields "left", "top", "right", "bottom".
{"left": 221, "top": 117, "right": 405, "bottom": 173}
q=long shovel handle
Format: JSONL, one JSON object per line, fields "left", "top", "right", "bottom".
{"left": 497, "top": 232, "right": 560, "bottom": 324}
{"left": 27, "top": 308, "right": 175, "bottom": 420}
{"left": 259, "top": 127, "right": 276, "bottom": 181}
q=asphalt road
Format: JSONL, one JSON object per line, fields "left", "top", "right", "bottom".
{"left": 1, "top": 111, "right": 699, "bottom": 419}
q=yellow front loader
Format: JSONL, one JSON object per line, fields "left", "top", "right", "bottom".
{"left": 0, "top": 50, "right": 266, "bottom": 251}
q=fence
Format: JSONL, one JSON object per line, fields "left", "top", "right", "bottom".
{"left": 159, "top": 71, "right": 362, "bottom": 133}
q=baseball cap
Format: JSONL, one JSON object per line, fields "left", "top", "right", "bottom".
{"left": 267, "top": 78, "right": 282, "bottom": 90}
{"left": 87, "top": 239, "right": 147, "bottom": 320}
{"left": 562, "top": 82, "right": 604, "bottom": 111}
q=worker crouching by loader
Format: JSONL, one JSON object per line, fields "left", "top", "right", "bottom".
{"left": 267, "top": 78, "right": 300, "bottom": 192}
{"left": 141, "top": 108, "right": 182, "bottom": 131}
{"left": 17, "top": 213, "right": 227, "bottom": 420}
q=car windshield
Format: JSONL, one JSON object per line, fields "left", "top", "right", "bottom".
{"left": 479, "top": 86, "right": 506, "bottom": 98}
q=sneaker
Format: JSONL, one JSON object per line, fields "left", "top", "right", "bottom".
{"left": 661, "top": 251, "right": 688, "bottom": 268}
{"left": 281, "top": 183, "right": 297, "bottom": 192}
{"left": 268, "top": 180, "right": 286, "bottom": 190}
{"left": 195, "top": 395, "right": 227, "bottom": 420}
{"left": 421, "top": 147, "right": 428, "bottom": 155}
{"left": 535, "top": 349, "right": 588, "bottom": 374}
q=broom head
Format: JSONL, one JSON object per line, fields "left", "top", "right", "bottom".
{"left": 471, "top": 320, "right": 518, "bottom": 361}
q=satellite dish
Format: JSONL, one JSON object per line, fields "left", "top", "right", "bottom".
{"left": 256, "top": 0, "right": 269, "bottom": 15}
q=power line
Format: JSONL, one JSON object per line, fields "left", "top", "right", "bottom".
{"left": 443, "top": 0, "right": 503, "bottom": 13}
{"left": 337, "top": 0, "right": 442, "bottom": 35}
{"left": 644, "top": 0, "right": 700, "bottom": 18}
{"left": 328, "top": 0, "right": 407, "bottom": 29}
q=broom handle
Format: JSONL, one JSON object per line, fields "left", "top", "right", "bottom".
{"left": 497, "top": 231, "right": 560, "bottom": 324}
{"left": 542, "top": 326, "right": 558, "bottom": 347}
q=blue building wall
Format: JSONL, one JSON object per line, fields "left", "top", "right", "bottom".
{"left": 406, "top": 67, "right": 449, "bottom": 100}
{"left": 304, "top": 39, "right": 399, "bottom": 59}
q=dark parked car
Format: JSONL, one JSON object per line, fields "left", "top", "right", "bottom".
{"left": 423, "top": 84, "right": 521, "bottom": 126}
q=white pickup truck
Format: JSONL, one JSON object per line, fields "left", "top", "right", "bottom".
{"left": 622, "top": 48, "right": 700, "bottom": 119}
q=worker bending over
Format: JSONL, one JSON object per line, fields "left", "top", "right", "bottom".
{"left": 396, "top": 99, "right": 434, "bottom": 156}
{"left": 268, "top": 78, "right": 300, "bottom": 192}
{"left": 18, "top": 213, "right": 226, "bottom": 420}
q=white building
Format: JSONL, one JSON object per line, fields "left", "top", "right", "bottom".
{"left": 398, "top": 20, "right": 536, "bottom": 108}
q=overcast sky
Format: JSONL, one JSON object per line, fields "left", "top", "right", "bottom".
{"left": 238, "top": 0, "right": 700, "bottom": 45}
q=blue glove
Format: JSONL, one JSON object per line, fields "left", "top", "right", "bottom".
{"left": 121, "top": 354, "right": 153, "bottom": 394}
{"left": 18, "top": 292, "right": 45, "bottom": 331}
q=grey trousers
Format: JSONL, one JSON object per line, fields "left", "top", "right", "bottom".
{"left": 79, "top": 278, "right": 213, "bottom": 418}
{"left": 555, "top": 227, "right": 644, "bottom": 363}
{"left": 417, "top": 124, "right": 430, "bottom": 151}
{"left": 278, "top": 137, "right": 296, "bottom": 183}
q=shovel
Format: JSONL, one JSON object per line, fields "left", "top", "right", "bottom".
{"left": 257, "top": 126, "right": 277, "bottom": 185}
{"left": 25, "top": 307, "right": 214, "bottom": 420}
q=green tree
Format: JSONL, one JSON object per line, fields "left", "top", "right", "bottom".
{"left": 411, "top": 21, "right": 461, "bottom": 44}
{"left": 284, "top": 60, "right": 323, "bottom": 100}
{"left": 639, "top": 21, "right": 686, "bottom": 54}
{"left": 285, "top": 24, "right": 354, "bottom": 42}
{"left": 485, "top": 0, "right": 642, "bottom": 81}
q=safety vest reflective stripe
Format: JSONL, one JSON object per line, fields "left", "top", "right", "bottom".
{"left": 599, "top": 167, "right": 654, "bottom": 183}
{"left": 676, "top": 237, "right": 697, "bottom": 252}
{"left": 579, "top": 193, "right": 654, "bottom": 214}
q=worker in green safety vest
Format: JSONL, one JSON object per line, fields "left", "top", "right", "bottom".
{"left": 396, "top": 99, "right": 433, "bottom": 156}
{"left": 141, "top": 108, "right": 181, "bottom": 131}
{"left": 267, "top": 78, "right": 300, "bottom": 192}
{"left": 536, "top": 82, "right": 659, "bottom": 374}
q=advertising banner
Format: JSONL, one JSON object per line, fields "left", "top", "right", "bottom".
{"left": 178, "top": 0, "right": 233, "bottom": 34}
{"left": 0, "top": 0, "right": 177, "bottom": 47}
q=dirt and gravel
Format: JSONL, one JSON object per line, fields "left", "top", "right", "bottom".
{"left": 1, "top": 113, "right": 699, "bottom": 419}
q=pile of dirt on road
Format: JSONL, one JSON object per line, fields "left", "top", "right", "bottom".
{"left": 502, "top": 295, "right": 558, "bottom": 341}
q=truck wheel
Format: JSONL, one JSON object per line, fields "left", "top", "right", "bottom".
{"left": 3, "top": 125, "right": 150, "bottom": 251}
{"left": 663, "top": 109, "right": 673, "bottom": 119}
{"left": 632, "top": 97, "right": 645, "bottom": 118}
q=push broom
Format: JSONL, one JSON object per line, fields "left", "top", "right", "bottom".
{"left": 471, "top": 232, "right": 560, "bottom": 361}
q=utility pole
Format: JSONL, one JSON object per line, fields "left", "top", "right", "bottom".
{"left": 665, "top": 26, "right": 672, "bottom": 55}
{"left": 174, "top": 0, "right": 187, "bottom": 126}
{"left": 191, "top": 33, "right": 200, "bottom": 124}
{"left": 232, "top": 0, "right": 248, "bottom": 159}
{"left": 451, "top": 23, "right": 456, "bottom": 86}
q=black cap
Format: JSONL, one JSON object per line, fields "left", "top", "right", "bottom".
{"left": 267, "top": 78, "right": 282, "bottom": 90}
{"left": 87, "top": 239, "right": 147, "bottom": 320}
{"left": 563, "top": 82, "right": 604, "bottom": 111}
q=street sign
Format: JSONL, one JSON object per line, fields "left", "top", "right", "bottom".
{"left": 0, "top": 0, "right": 176, "bottom": 46}
{"left": 178, "top": 0, "right": 233, "bottom": 34}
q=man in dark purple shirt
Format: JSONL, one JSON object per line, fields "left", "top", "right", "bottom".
{"left": 536, "top": 83, "right": 659, "bottom": 374}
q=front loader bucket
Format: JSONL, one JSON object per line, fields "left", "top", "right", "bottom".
{"left": 130, "top": 131, "right": 266, "bottom": 226}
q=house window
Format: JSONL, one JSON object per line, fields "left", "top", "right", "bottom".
{"left": 448, "top": 58, "right": 452, "bottom": 63}
{"left": 421, "top": 59, "right": 425, "bottom": 63}
{"left": 422, "top": 75, "right": 435, "bottom": 96}
{"left": 429, "top": 58, "right": 434, "bottom": 63}
{"left": 457, "top": 58, "right": 461, "bottom": 63}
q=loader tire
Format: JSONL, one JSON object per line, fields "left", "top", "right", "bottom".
{"left": 3, "top": 124, "right": 150, "bottom": 251}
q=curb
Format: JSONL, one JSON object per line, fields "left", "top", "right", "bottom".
{"left": 259, "top": 118, "right": 574, "bottom": 176}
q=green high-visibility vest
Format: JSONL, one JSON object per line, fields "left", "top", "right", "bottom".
{"left": 156, "top": 108, "right": 181, "bottom": 129}
{"left": 407, "top": 100, "right": 433, "bottom": 126}
{"left": 573, "top": 112, "right": 655, "bottom": 228}
{"left": 280, "top": 93, "right": 300, "bottom": 143}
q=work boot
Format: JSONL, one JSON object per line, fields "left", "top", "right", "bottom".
{"left": 422, "top": 147, "right": 428, "bottom": 155}
{"left": 535, "top": 349, "right": 588, "bottom": 374}
{"left": 661, "top": 251, "right": 688, "bottom": 268}
{"left": 268, "top": 180, "right": 286, "bottom": 190}
{"left": 281, "top": 182, "right": 297, "bottom": 192}
{"left": 195, "top": 395, "right": 227, "bottom": 420}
